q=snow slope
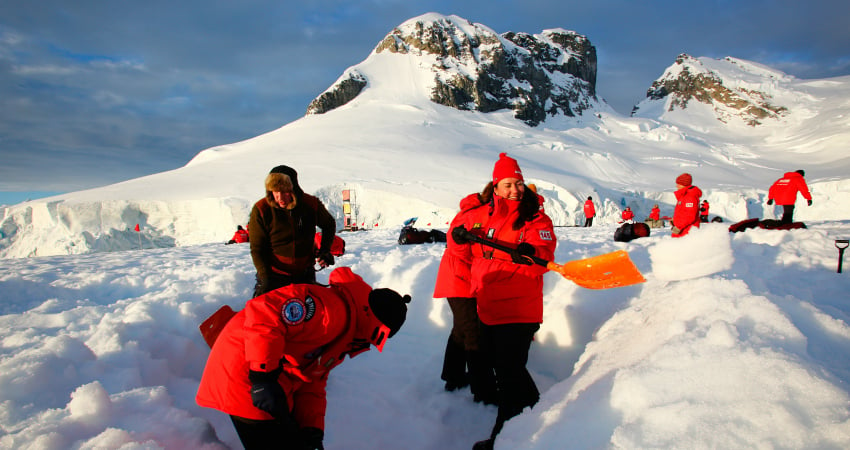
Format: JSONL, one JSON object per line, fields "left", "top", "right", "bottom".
{"left": 1, "top": 222, "right": 849, "bottom": 449}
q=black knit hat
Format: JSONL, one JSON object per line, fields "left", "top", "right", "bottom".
{"left": 269, "top": 165, "right": 304, "bottom": 197}
{"left": 368, "top": 289, "right": 411, "bottom": 338}
{"left": 795, "top": 169, "right": 805, "bottom": 177}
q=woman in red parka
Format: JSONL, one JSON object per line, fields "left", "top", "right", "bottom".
{"left": 672, "top": 173, "right": 702, "bottom": 237}
{"left": 196, "top": 267, "right": 410, "bottom": 449}
{"left": 455, "top": 153, "right": 557, "bottom": 450}
{"left": 433, "top": 191, "right": 497, "bottom": 404}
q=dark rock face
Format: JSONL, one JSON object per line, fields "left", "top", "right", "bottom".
{"left": 306, "top": 72, "right": 367, "bottom": 115}
{"left": 306, "top": 16, "right": 598, "bottom": 127}
{"left": 643, "top": 54, "right": 787, "bottom": 126}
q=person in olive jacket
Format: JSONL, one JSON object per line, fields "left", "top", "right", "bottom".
{"left": 249, "top": 165, "right": 337, "bottom": 297}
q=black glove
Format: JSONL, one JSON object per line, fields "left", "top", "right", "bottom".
{"left": 248, "top": 369, "right": 289, "bottom": 419}
{"left": 511, "top": 242, "right": 535, "bottom": 265}
{"left": 317, "top": 251, "right": 334, "bottom": 268}
{"left": 300, "top": 427, "right": 325, "bottom": 450}
{"left": 766, "top": 199, "right": 773, "bottom": 205}
{"left": 451, "top": 225, "right": 471, "bottom": 245}
{"left": 807, "top": 199, "right": 813, "bottom": 206}
{"left": 253, "top": 277, "right": 270, "bottom": 298}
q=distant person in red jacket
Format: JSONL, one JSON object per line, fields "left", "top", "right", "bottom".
{"left": 226, "top": 225, "right": 249, "bottom": 245}
{"left": 649, "top": 204, "right": 661, "bottom": 221}
{"left": 196, "top": 267, "right": 410, "bottom": 450}
{"left": 767, "top": 170, "right": 812, "bottom": 224}
{"left": 583, "top": 196, "right": 595, "bottom": 227}
{"left": 433, "top": 190, "right": 496, "bottom": 404}
{"left": 699, "top": 200, "right": 710, "bottom": 223}
{"left": 672, "top": 173, "right": 702, "bottom": 237}
{"left": 621, "top": 207, "right": 635, "bottom": 223}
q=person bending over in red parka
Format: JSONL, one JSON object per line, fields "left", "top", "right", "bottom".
{"left": 196, "top": 267, "right": 410, "bottom": 450}
{"left": 672, "top": 173, "right": 702, "bottom": 238}
{"left": 767, "top": 169, "right": 812, "bottom": 224}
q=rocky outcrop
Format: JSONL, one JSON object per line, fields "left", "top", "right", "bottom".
{"left": 306, "top": 72, "right": 367, "bottom": 115}
{"left": 642, "top": 54, "right": 787, "bottom": 126}
{"left": 306, "top": 15, "right": 598, "bottom": 126}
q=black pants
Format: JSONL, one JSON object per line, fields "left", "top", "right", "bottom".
{"left": 584, "top": 218, "right": 593, "bottom": 227}
{"left": 230, "top": 415, "right": 299, "bottom": 449}
{"left": 253, "top": 268, "right": 316, "bottom": 298}
{"left": 781, "top": 204, "right": 795, "bottom": 224}
{"left": 479, "top": 322, "right": 540, "bottom": 439}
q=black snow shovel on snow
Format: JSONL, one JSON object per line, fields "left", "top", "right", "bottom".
{"left": 837, "top": 239, "right": 849, "bottom": 274}
{"left": 454, "top": 226, "right": 645, "bottom": 289}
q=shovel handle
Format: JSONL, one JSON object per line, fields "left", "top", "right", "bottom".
{"left": 458, "top": 228, "right": 549, "bottom": 267}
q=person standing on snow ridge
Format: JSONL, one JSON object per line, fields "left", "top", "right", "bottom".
{"left": 248, "top": 165, "right": 337, "bottom": 297}
{"left": 583, "top": 196, "right": 596, "bottom": 227}
{"left": 700, "top": 200, "right": 710, "bottom": 223}
{"left": 621, "top": 206, "right": 635, "bottom": 223}
{"left": 767, "top": 169, "right": 812, "bottom": 224}
{"left": 671, "top": 173, "right": 702, "bottom": 238}
{"left": 196, "top": 267, "right": 411, "bottom": 450}
{"left": 433, "top": 190, "right": 498, "bottom": 405}
{"left": 452, "top": 153, "right": 557, "bottom": 450}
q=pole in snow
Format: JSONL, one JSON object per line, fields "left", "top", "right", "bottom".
{"left": 837, "top": 239, "right": 849, "bottom": 273}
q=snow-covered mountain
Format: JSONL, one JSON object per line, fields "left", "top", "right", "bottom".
{"left": 2, "top": 13, "right": 849, "bottom": 259}
{"left": 308, "top": 13, "right": 599, "bottom": 126}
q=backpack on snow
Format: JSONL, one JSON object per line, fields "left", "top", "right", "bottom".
{"left": 614, "top": 222, "right": 650, "bottom": 242}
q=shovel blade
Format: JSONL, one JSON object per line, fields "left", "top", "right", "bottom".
{"left": 548, "top": 250, "right": 645, "bottom": 289}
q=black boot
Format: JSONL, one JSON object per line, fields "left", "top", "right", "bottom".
{"left": 466, "top": 350, "right": 498, "bottom": 405}
{"left": 472, "top": 438, "right": 494, "bottom": 450}
{"left": 441, "top": 336, "right": 469, "bottom": 391}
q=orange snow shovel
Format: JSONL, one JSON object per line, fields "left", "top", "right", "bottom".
{"left": 456, "top": 227, "right": 645, "bottom": 289}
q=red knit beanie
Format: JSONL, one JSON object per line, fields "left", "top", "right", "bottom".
{"left": 493, "top": 153, "right": 523, "bottom": 184}
{"left": 676, "top": 173, "right": 692, "bottom": 187}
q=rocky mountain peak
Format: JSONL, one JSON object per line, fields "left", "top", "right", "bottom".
{"left": 639, "top": 53, "right": 788, "bottom": 126}
{"left": 306, "top": 14, "right": 598, "bottom": 126}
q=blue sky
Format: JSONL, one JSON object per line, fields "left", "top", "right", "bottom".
{"left": 1, "top": 0, "right": 849, "bottom": 206}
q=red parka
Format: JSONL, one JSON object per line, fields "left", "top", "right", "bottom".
{"left": 583, "top": 199, "right": 595, "bottom": 218}
{"left": 673, "top": 185, "right": 703, "bottom": 237}
{"left": 768, "top": 172, "right": 812, "bottom": 206}
{"left": 433, "top": 193, "right": 484, "bottom": 299}
{"left": 195, "top": 267, "right": 381, "bottom": 430}
{"left": 649, "top": 206, "right": 661, "bottom": 221}
{"left": 231, "top": 228, "right": 249, "bottom": 243}
{"left": 622, "top": 208, "right": 634, "bottom": 221}
{"left": 466, "top": 194, "right": 556, "bottom": 325}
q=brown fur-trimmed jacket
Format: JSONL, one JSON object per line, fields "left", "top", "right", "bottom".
{"left": 248, "top": 192, "right": 336, "bottom": 284}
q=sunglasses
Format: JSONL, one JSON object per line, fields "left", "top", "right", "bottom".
{"left": 370, "top": 323, "right": 392, "bottom": 352}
